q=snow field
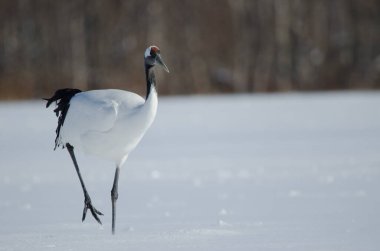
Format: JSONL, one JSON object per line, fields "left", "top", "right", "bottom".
{"left": 0, "top": 91, "right": 379, "bottom": 250}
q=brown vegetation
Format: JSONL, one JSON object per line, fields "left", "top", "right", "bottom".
{"left": 0, "top": 0, "right": 379, "bottom": 99}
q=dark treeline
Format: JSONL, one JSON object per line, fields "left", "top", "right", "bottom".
{"left": 0, "top": 0, "right": 379, "bottom": 99}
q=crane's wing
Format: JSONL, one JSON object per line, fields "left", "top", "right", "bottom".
{"left": 59, "top": 89, "right": 145, "bottom": 150}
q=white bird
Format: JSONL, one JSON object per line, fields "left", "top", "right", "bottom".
{"left": 45, "top": 45, "right": 169, "bottom": 234}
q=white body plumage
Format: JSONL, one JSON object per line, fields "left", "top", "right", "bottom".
{"left": 60, "top": 86, "right": 158, "bottom": 167}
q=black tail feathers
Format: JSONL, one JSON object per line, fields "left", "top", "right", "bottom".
{"left": 45, "top": 88, "right": 82, "bottom": 110}
{"left": 45, "top": 88, "right": 82, "bottom": 149}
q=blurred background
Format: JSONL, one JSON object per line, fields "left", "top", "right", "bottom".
{"left": 0, "top": 0, "right": 379, "bottom": 100}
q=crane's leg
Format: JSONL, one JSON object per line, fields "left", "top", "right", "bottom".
{"left": 111, "top": 166, "right": 120, "bottom": 234}
{"left": 66, "top": 143, "right": 103, "bottom": 224}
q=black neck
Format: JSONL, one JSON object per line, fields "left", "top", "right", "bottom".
{"left": 145, "top": 64, "right": 156, "bottom": 100}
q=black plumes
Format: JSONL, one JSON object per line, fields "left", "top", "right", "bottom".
{"left": 145, "top": 64, "right": 156, "bottom": 99}
{"left": 44, "top": 88, "right": 82, "bottom": 149}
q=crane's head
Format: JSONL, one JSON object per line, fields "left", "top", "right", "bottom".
{"left": 144, "top": 46, "right": 170, "bottom": 73}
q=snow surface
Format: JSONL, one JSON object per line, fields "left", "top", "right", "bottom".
{"left": 0, "top": 91, "right": 379, "bottom": 251}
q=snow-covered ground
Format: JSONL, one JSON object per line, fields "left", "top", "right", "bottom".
{"left": 0, "top": 91, "right": 379, "bottom": 251}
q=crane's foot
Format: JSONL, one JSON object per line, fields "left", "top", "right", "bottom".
{"left": 82, "top": 196, "right": 103, "bottom": 224}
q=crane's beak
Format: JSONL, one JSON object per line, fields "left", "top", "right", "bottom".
{"left": 156, "top": 54, "right": 170, "bottom": 73}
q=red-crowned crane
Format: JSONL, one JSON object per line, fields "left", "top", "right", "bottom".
{"left": 45, "top": 46, "right": 169, "bottom": 234}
